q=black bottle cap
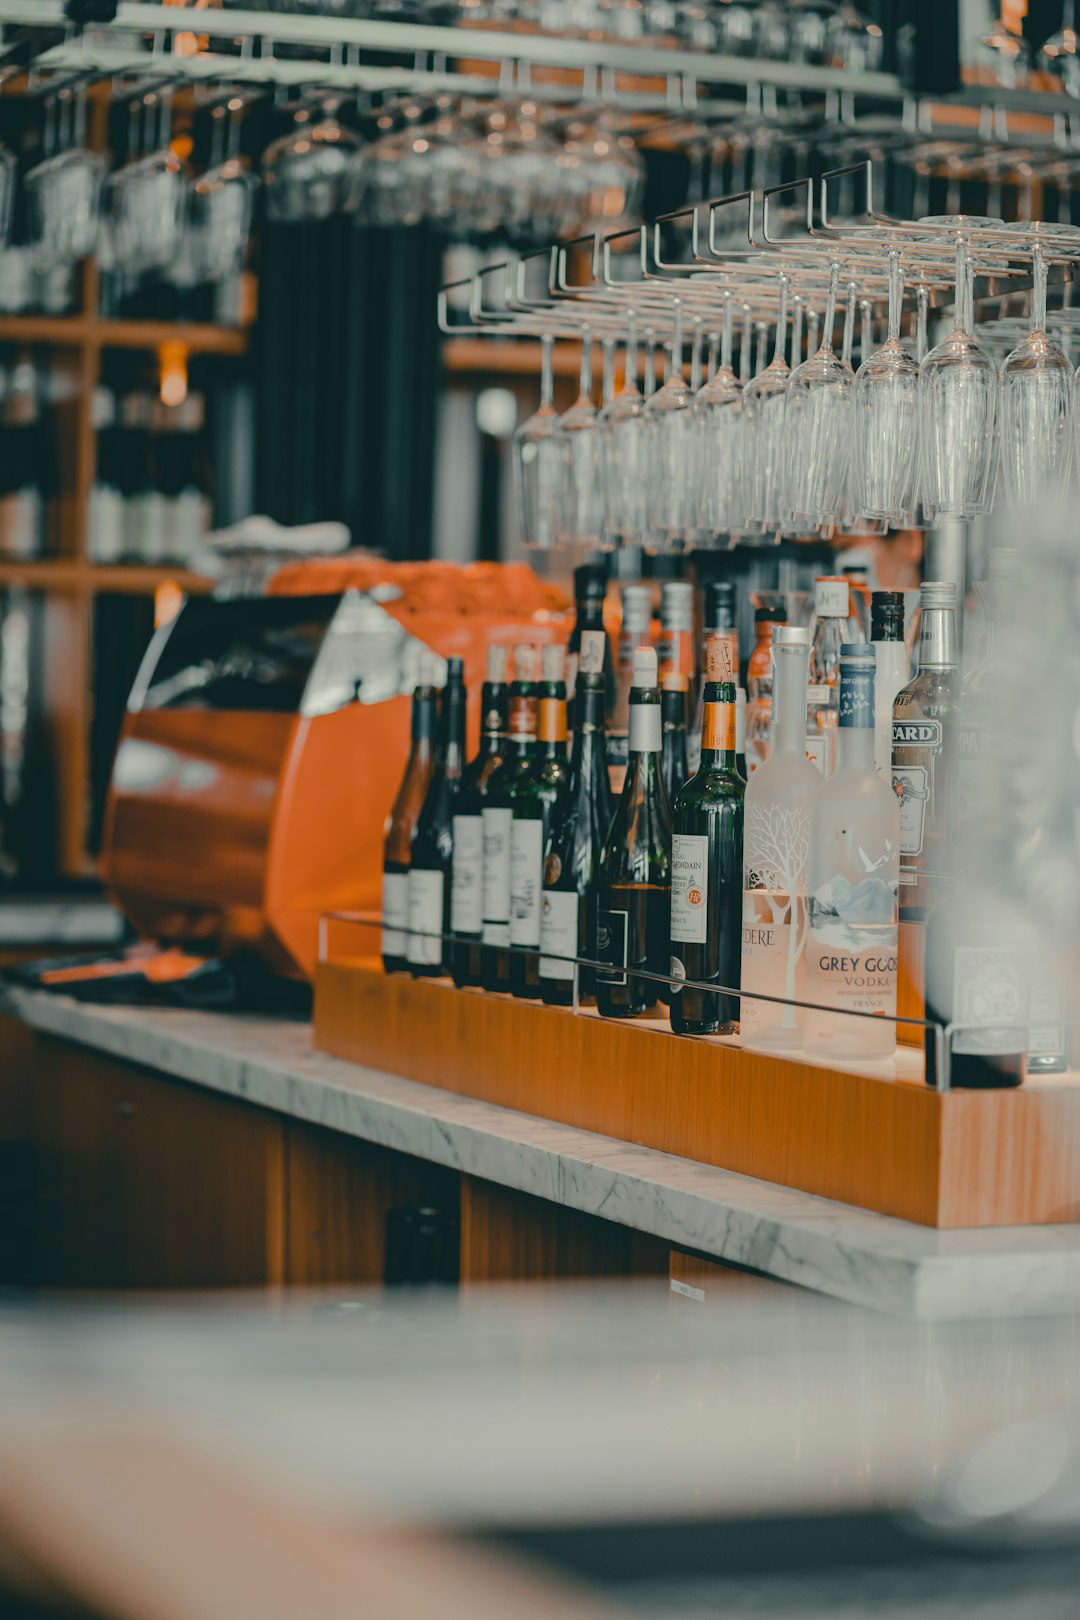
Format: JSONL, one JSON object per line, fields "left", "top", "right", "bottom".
{"left": 446, "top": 656, "right": 465, "bottom": 682}
{"left": 704, "top": 579, "right": 736, "bottom": 630}
{"left": 871, "top": 590, "right": 905, "bottom": 641}
{"left": 574, "top": 562, "right": 607, "bottom": 602}
{"left": 754, "top": 605, "right": 786, "bottom": 624}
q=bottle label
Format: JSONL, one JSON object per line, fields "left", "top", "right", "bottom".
{"left": 406, "top": 868, "right": 444, "bottom": 966}
{"left": 538, "top": 697, "right": 567, "bottom": 744}
{"left": 481, "top": 806, "right": 512, "bottom": 944}
{"left": 628, "top": 704, "right": 662, "bottom": 753}
{"left": 701, "top": 702, "right": 736, "bottom": 754}
{"left": 596, "top": 908, "right": 629, "bottom": 985}
{"left": 381, "top": 871, "right": 408, "bottom": 959}
{"left": 509, "top": 818, "right": 544, "bottom": 948}
{"left": 508, "top": 695, "right": 537, "bottom": 740}
{"left": 952, "top": 945, "right": 1029, "bottom": 1057}
{"left": 740, "top": 889, "right": 808, "bottom": 1038}
{"left": 814, "top": 579, "right": 848, "bottom": 618}
{"left": 579, "top": 629, "right": 607, "bottom": 676}
{"left": 670, "top": 833, "right": 709, "bottom": 945}
{"left": 451, "top": 814, "right": 483, "bottom": 936}
{"left": 539, "top": 891, "right": 578, "bottom": 981}
{"left": 806, "top": 875, "right": 898, "bottom": 1028}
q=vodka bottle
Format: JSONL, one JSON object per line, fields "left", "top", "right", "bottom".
{"left": 740, "top": 626, "right": 822, "bottom": 1048}
{"left": 804, "top": 644, "right": 899, "bottom": 1060}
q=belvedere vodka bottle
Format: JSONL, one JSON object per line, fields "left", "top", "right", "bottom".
{"left": 804, "top": 645, "right": 900, "bottom": 1060}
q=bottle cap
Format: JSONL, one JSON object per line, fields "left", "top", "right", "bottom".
{"left": 632, "top": 646, "right": 658, "bottom": 687}
{"left": 920, "top": 580, "right": 957, "bottom": 609}
{"left": 774, "top": 625, "right": 811, "bottom": 648}
{"left": 621, "top": 584, "right": 652, "bottom": 627}
{"left": 513, "top": 643, "right": 539, "bottom": 682}
{"left": 446, "top": 656, "right": 464, "bottom": 680}
{"left": 485, "top": 643, "right": 509, "bottom": 683}
{"left": 574, "top": 561, "right": 607, "bottom": 601}
{"left": 704, "top": 579, "right": 736, "bottom": 630}
{"left": 754, "top": 604, "right": 786, "bottom": 624}
{"left": 418, "top": 650, "right": 441, "bottom": 686}
{"left": 541, "top": 643, "right": 565, "bottom": 682}
{"left": 841, "top": 564, "right": 869, "bottom": 580}
{"left": 870, "top": 590, "right": 904, "bottom": 641}
{"left": 840, "top": 642, "right": 874, "bottom": 660}
{"left": 814, "top": 576, "right": 850, "bottom": 617}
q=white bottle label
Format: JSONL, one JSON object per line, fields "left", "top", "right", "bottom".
{"left": 628, "top": 703, "right": 661, "bottom": 753}
{"left": 670, "top": 833, "right": 709, "bottom": 945}
{"left": 952, "top": 945, "right": 1029, "bottom": 1057}
{"left": 451, "top": 813, "right": 483, "bottom": 936}
{"left": 382, "top": 870, "right": 408, "bottom": 959}
{"left": 815, "top": 579, "right": 848, "bottom": 618}
{"left": 540, "top": 891, "right": 578, "bottom": 981}
{"left": 88, "top": 484, "right": 125, "bottom": 563}
{"left": 407, "top": 868, "right": 444, "bottom": 966}
{"left": 892, "top": 719, "right": 941, "bottom": 857}
{"left": 482, "top": 806, "right": 512, "bottom": 945}
{"left": 510, "top": 817, "right": 544, "bottom": 948}
{"left": 806, "top": 874, "right": 898, "bottom": 1028}
{"left": 579, "top": 629, "right": 607, "bottom": 676}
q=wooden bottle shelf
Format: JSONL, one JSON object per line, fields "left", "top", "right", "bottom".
{"left": 0, "top": 561, "right": 214, "bottom": 595}
{"left": 0, "top": 314, "right": 249, "bottom": 356}
{"left": 314, "top": 959, "right": 1080, "bottom": 1231}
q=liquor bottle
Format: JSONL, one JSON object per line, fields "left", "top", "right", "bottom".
{"left": 809, "top": 575, "right": 857, "bottom": 690}
{"left": 596, "top": 646, "right": 673, "bottom": 1019}
{"left": 509, "top": 644, "right": 570, "bottom": 1000}
{"left": 923, "top": 889, "right": 1026, "bottom": 1089}
{"left": 0, "top": 354, "right": 47, "bottom": 561}
{"left": 870, "top": 590, "right": 908, "bottom": 780}
{"left": 481, "top": 644, "right": 538, "bottom": 992}
{"left": 804, "top": 645, "right": 900, "bottom": 1060}
{"left": 688, "top": 579, "right": 738, "bottom": 773}
{"left": 610, "top": 583, "right": 652, "bottom": 787}
{"left": 891, "top": 580, "right": 959, "bottom": 922}
{"left": 841, "top": 563, "right": 872, "bottom": 638}
{"left": 660, "top": 671, "right": 689, "bottom": 808}
{"left": 382, "top": 667, "right": 437, "bottom": 973}
{"left": 669, "top": 674, "right": 744, "bottom": 1037}
{"left": 87, "top": 387, "right": 125, "bottom": 564}
{"left": 734, "top": 686, "right": 747, "bottom": 782}
{"left": 805, "top": 684, "right": 832, "bottom": 775}
{"left": 744, "top": 604, "right": 785, "bottom": 774}
{"left": 657, "top": 580, "right": 695, "bottom": 685}
{"left": 566, "top": 560, "right": 614, "bottom": 731}
{"left": 451, "top": 643, "right": 509, "bottom": 989}
{"left": 539, "top": 670, "right": 614, "bottom": 1006}
{"left": 741, "top": 626, "right": 822, "bottom": 1049}
{"left": 408, "top": 658, "right": 467, "bottom": 977}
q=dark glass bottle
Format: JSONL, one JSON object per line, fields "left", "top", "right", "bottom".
{"left": 407, "top": 658, "right": 466, "bottom": 978}
{"left": 660, "top": 672, "right": 689, "bottom": 808}
{"left": 923, "top": 891, "right": 1024, "bottom": 1090}
{"left": 539, "top": 672, "right": 614, "bottom": 1007}
{"left": 669, "top": 679, "right": 745, "bottom": 1036}
{"left": 596, "top": 646, "right": 673, "bottom": 1019}
{"left": 688, "top": 579, "right": 738, "bottom": 774}
{"left": 566, "top": 561, "right": 614, "bottom": 732}
{"left": 382, "top": 673, "right": 437, "bottom": 974}
{"left": 510, "top": 646, "right": 570, "bottom": 1000}
{"left": 481, "top": 645, "right": 538, "bottom": 993}
{"left": 451, "top": 644, "right": 509, "bottom": 989}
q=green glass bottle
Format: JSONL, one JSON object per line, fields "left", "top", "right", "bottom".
{"left": 481, "top": 644, "right": 538, "bottom": 993}
{"left": 596, "top": 646, "right": 673, "bottom": 1019}
{"left": 660, "top": 671, "right": 690, "bottom": 808}
{"left": 451, "top": 643, "right": 509, "bottom": 989}
{"left": 407, "top": 658, "right": 466, "bottom": 978}
{"left": 510, "top": 644, "right": 570, "bottom": 1000}
{"left": 539, "top": 671, "right": 614, "bottom": 1007}
{"left": 669, "top": 674, "right": 745, "bottom": 1036}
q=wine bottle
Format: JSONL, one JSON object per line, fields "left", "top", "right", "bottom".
{"left": 740, "top": 626, "right": 822, "bottom": 1049}
{"left": 451, "top": 643, "right": 509, "bottom": 989}
{"left": 809, "top": 574, "right": 858, "bottom": 690}
{"left": 734, "top": 685, "right": 747, "bottom": 782}
{"left": 669, "top": 673, "right": 744, "bottom": 1037}
{"left": 408, "top": 658, "right": 467, "bottom": 977}
{"left": 382, "top": 667, "right": 437, "bottom": 973}
{"left": 610, "top": 583, "right": 652, "bottom": 789}
{"left": 688, "top": 579, "right": 737, "bottom": 774}
{"left": 660, "top": 671, "right": 690, "bottom": 808}
{"left": 566, "top": 561, "right": 614, "bottom": 732}
{"left": 510, "top": 645, "right": 570, "bottom": 1000}
{"left": 870, "top": 590, "right": 908, "bottom": 780}
{"left": 481, "top": 644, "right": 538, "bottom": 992}
{"left": 540, "top": 671, "right": 614, "bottom": 1007}
{"left": 596, "top": 646, "right": 673, "bottom": 1019}
{"left": 657, "top": 580, "right": 695, "bottom": 685}
{"left": 804, "top": 644, "right": 900, "bottom": 1060}
{"left": 891, "top": 580, "right": 959, "bottom": 923}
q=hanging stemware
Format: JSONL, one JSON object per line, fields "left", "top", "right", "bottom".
{"left": 644, "top": 298, "right": 697, "bottom": 544}
{"left": 513, "top": 332, "right": 563, "bottom": 551}
{"left": 851, "top": 248, "right": 920, "bottom": 524}
{"left": 784, "top": 260, "right": 854, "bottom": 530}
{"left": 556, "top": 326, "right": 603, "bottom": 548}
{"left": 599, "top": 308, "right": 649, "bottom": 544}
{"left": 919, "top": 235, "right": 998, "bottom": 521}
{"left": 999, "top": 242, "right": 1073, "bottom": 513}
{"left": 692, "top": 290, "right": 745, "bottom": 536}
{"left": 741, "top": 273, "right": 791, "bottom": 533}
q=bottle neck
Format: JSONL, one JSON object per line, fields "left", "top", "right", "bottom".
{"left": 436, "top": 685, "right": 466, "bottom": 777}
{"left": 772, "top": 641, "right": 810, "bottom": 756}
{"left": 917, "top": 606, "right": 958, "bottom": 672}
{"left": 699, "top": 682, "right": 737, "bottom": 771}
{"left": 506, "top": 687, "right": 537, "bottom": 756}
{"left": 537, "top": 685, "right": 568, "bottom": 759}
{"left": 661, "top": 687, "right": 687, "bottom": 731}
{"left": 479, "top": 681, "right": 508, "bottom": 746}
{"left": 836, "top": 724, "right": 875, "bottom": 774}
{"left": 576, "top": 597, "right": 605, "bottom": 632}
{"left": 411, "top": 688, "right": 437, "bottom": 745}
{"left": 628, "top": 688, "right": 662, "bottom": 755}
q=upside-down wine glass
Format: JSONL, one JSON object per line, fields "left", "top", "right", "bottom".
{"left": 693, "top": 289, "right": 744, "bottom": 535}
{"left": 187, "top": 99, "right": 259, "bottom": 284}
{"left": 599, "top": 308, "right": 649, "bottom": 543}
{"left": 25, "top": 85, "right": 104, "bottom": 267}
{"left": 784, "top": 260, "right": 854, "bottom": 529}
{"left": 645, "top": 298, "right": 697, "bottom": 543}
{"left": 999, "top": 241, "right": 1073, "bottom": 512}
{"left": 851, "top": 248, "right": 920, "bottom": 523}
{"left": 741, "top": 274, "right": 791, "bottom": 533}
{"left": 919, "top": 235, "right": 998, "bottom": 520}
{"left": 556, "top": 326, "right": 603, "bottom": 547}
{"left": 513, "top": 332, "right": 562, "bottom": 550}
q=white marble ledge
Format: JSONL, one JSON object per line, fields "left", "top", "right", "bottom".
{"left": 6, "top": 987, "right": 1080, "bottom": 1323}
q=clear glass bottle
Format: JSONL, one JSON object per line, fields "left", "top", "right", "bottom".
{"left": 481, "top": 644, "right": 538, "bottom": 992}
{"left": 539, "top": 672, "right": 614, "bottom": 1007}
{"left": 805, "top": 683, "right": 832, "bottom": 776}
{"left": 510, "top": 644, "right": 569, "bottom": 1000}
{"left": 382, "top": 667, "right": 437, "bottom": 974}
{"left": 408, "top": 658, "right": 467, "bottom": 977}
{"left": 804, "top": 644, "right": 900, "bottom": 1060}
{"left": 688, "top": 578, "right": 738, "bottom": 774}
{"left": 809, "top": 574, "right": 859, "bottom": 690}
{"left": 744, "top": 603, "right": 785, "bottom": 774}
{"left": 670, "top": 675, "right": 744, "bottom": 1037}
{"left": 451, "top": 643, "right": 508, "bottom": 989}
{"left": 741, "top": 625, "right": 823, "bottom": 1048}
{"left": 870, "top": 589, "right": 907, "bottom": 780}
{"left": 891, "top": 580, "right": 959, "bottom": 923}
{"left": 596, "top": 646, "right": 673, "bottom": 1019}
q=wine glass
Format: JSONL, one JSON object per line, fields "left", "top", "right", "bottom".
{"left": 104, "top": 91, "right": 188, "bottom": 278}
{"left": 644, "top": 299, "right": 696, "bottom": 543}
{"left": 999, "top": 242, "right": 1073, "bottom": 513}
{"left": 187, "top": 101, "right": 258, "bottom": 283}
{"left": 692, "top": 290, "right": 744, "bottom": 535}
{"left": 919, "top": 235, "right": 998, "bottom": 520}
{"left": 784, "top": 261, "right": 854, "bottom": 529}
{"left": 556, "top": 327, "right": 603, "bottom": 548}
{"left": 851, "top": 249, "right": 920, "bottom": 524}
{"left": 599, "top": 309, "right": 649, "bottom": 544}
{"left": 741, "top": 274, "right": 791, "bottom": 533}
{"left": 25, "top": 86, "right": 104, "bottom": 268}
{"left": 512, "top": 332, "right": 562, "bottom": 551}
{"left": 262, "top": 104, "right": 363, "bottom": 222}
{"left": 1041, "top": 0, "right": 1080, "bottom": 95}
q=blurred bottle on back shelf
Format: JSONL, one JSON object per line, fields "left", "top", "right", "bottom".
{"left": 660, "top": 670, "right": 689, "bottom": 809}
{"left": 87, "top": 386, "right": 125, "bottom": 565}
{"left": 382, "top": 661, "right": 438, "bottom": 974}
{"left": 451, "top": 643, "right": 509, "bottom": 990}
{"left": 744, "top": 602, "right": 785, "bottom": 774}
{"left": 0, "top": 353, "right": 52, "bottom": 561}
{"left": 809, "top": 574, "right": 861, "bottom": 691}
{"left": 566, "top": 560, "right": 614, "bottom": 732}
{"left": 657, "top": 580, "right": 695, "bottom": 688}
{"left": 610, "top": 583, "right": 652, "bottom": 791}
{"left": 156, "top": 394, "right": 213, "bottom": 565}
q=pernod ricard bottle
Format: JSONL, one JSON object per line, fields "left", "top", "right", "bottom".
{"left": 381, "top": 661, "right": 437, "bottom": 973}
{"left": 539, "top": 658, "right": 614, "bottom": 1007}
{"left": 509, "top": 644, "right": 570, "bottom": 1000}
{"left": 481, "top": 644, "right": 538, "bottom": 993}
{"left": 407, "top": 658, "right": 466, "bottom": 977}
{"left": 451, "top": 644, "right": 509, "bottom": 989}
{"left": 596, "top": 646, "right": 673, "bottom": 1018}
{"left": 669, "top": 670, "right": 744, "bottom": 1037}
{"left": 740, "top": 626, "right": 822, "bottom": 1048}
{"left": 804, "top": 645, "right": 900, "bottom": 1060}
{"left": 891, "top": 580, "right": 959, "bottom": 922}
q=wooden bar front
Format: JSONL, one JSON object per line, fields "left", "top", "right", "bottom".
{"left": 314, "top": 961, "right": 1080, "bottom": 1231}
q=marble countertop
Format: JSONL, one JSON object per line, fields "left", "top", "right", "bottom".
{"left": 6, "top": 987, "right": 1080, "bottom": 1322}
